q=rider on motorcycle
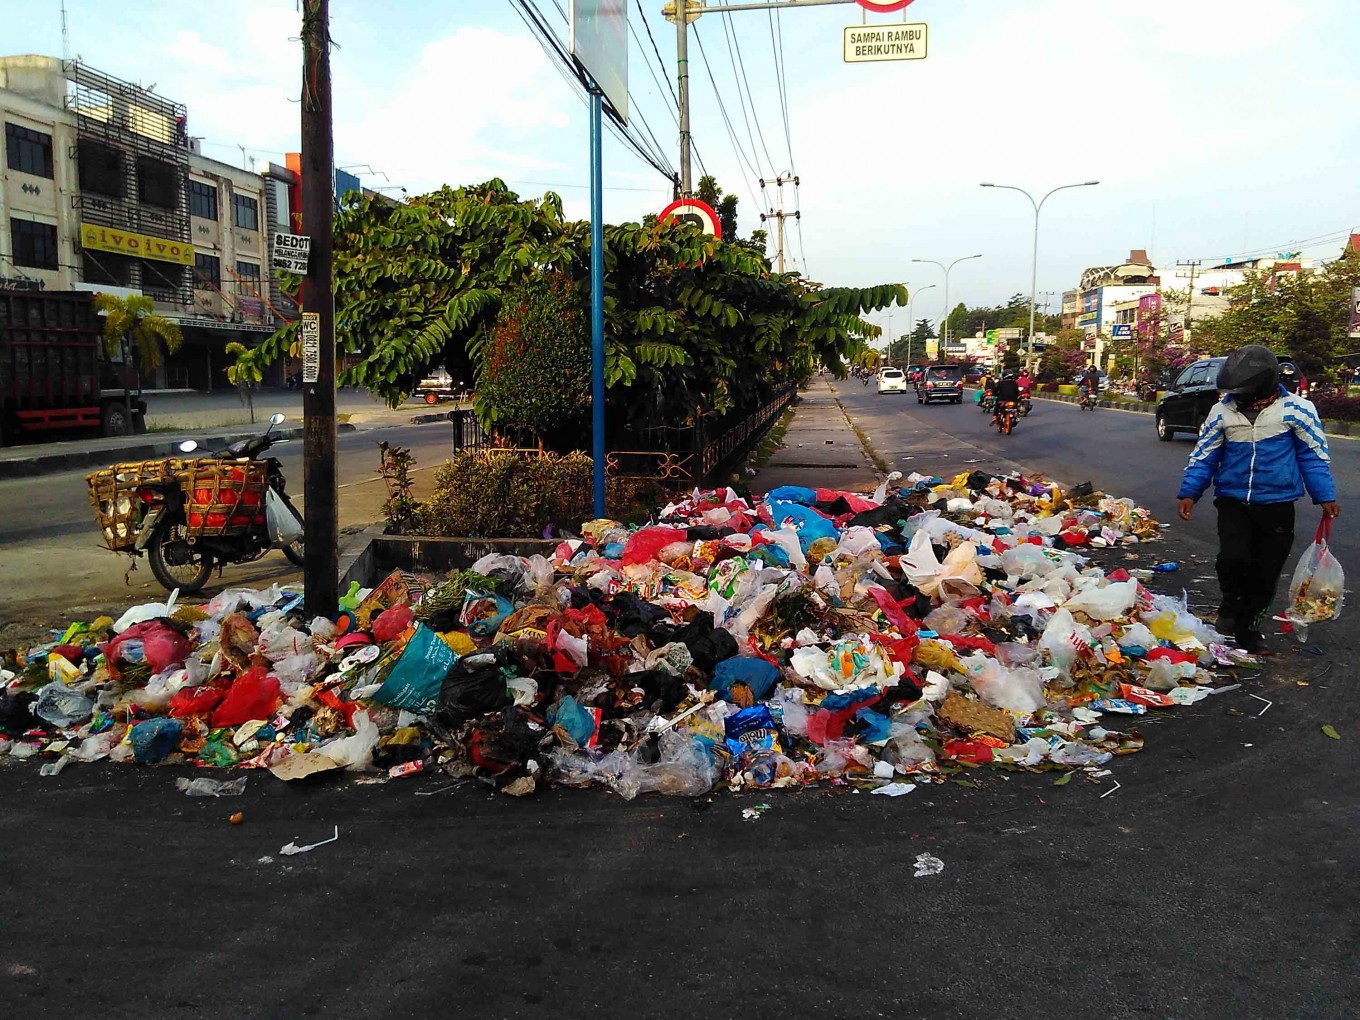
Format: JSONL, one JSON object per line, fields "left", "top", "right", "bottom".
{"left": 1079, "top": 365, "right": 1100, "bottom": 400}
{"left": 1017, "top": 369, "right": 1033, "bottom": 398}
{"left": 992, "top": 372, "right": 1021, "bottom": 424}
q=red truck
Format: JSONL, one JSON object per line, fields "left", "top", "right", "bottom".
{"left": 0, "top": 289, "right": 146, "bottom": 444}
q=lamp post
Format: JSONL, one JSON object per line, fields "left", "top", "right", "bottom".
{"left": 911, "top": 255, "right": 982, "bottom": 355}
{"left": 907, "top": 282, "right": 936, "bottom": 367}
{"left": 980, "top": 180, "right": 1099, "bottom": 368}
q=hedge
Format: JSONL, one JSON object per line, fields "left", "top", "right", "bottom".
{"left": 1312, "top": 394, "right": 1360, "bottom": 423}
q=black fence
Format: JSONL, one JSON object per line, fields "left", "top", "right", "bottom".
{"left": 445, "top": 384, "right": 797, "bottom": 488}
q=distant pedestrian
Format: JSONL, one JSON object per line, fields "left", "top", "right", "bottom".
{"left": 1176, "top": 345, "right": 1339, "bottom": 653}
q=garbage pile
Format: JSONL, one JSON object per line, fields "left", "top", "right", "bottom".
{"left": 1, "top": 470, "right": 1253, "bottom": 799}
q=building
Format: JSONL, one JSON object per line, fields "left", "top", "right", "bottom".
{"left": 0, "top": 55, "right": 292, "bottom": 389}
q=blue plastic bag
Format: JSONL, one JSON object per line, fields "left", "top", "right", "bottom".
{"left": 767, "top": 501, "right": 839, "bottom": 552}
{"left": 764, "top": 485, "right": 817, "bottom": 505}
{"left": 373, "top": 624, "right": 456, "bottom": 713}
{"left": 548, "top": 695, "right": 599, "bottom": 747}
{"left": 710, "top": 656, "right": 781, "bottom": 702}
{"left": 130, "top": 717, "right": 183, "bottom": 764}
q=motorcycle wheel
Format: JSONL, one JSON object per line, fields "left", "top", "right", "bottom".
{"left": 148, "top": 523, "right": 213, "bottom": 594}
{"left": 282, "top": 539, "right": 305, "bottom": 566}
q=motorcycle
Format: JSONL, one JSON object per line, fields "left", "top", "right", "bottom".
{"left": 979, "top": 391, "right": 995, "bottom": 414}
{"left": 1019, "top": 394, "right": 1033, "bottom": 417}
{"left": 132, "top": 413, "right": 305, "bottom": 593}
{"left": 993, "top": 400, "right": 1020, "bottom": 435}
{"left": 1079, "top": 386, "right": 1097, "bottom": 411}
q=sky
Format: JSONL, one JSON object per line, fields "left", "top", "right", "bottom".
{"left": 5, "top": 0, "right": 1360, "bottom": 338}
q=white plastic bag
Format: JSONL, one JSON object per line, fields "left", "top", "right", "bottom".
{"left": 265, "top": 488, "right": 304, "bottom": 546}
{"left": 1064, "top": 579, "right": 1138, "bottom": 621}
{"left": 315, "top": 710, "right": 380, "bottom": 771}
{"left": 1287, "top": 517, "right": 1345, "bottom": 624}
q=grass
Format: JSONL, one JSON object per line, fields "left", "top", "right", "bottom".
{"left": 829, "top": 389, "right": 891, "bottom": 475}
{"left": 749, "top": 406, "right": 796, "bottom": 469}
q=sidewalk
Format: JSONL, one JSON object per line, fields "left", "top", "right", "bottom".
{"left": 753, "top": 379, "right": 878, "bottom": 492}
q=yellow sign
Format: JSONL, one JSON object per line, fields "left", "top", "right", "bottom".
{"left": 80, "top": 223, "right": 194, "bottom": 265}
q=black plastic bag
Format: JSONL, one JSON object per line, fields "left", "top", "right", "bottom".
{"left": 436, "top": 651, "right": 511, "bottom": 727}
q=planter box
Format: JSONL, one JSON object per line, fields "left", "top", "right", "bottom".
{"left": 1057, "top": 384, "right": 1078, "bottom": 396}
{"left": 340, "top": 530, "right": 558, "bottom": 589}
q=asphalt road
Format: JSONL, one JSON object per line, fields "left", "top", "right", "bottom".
{"left": 0, "top": 421, "right": 457, "bottom": 637}
{"left": 2, "top": 384, "right": 1357, "bottom": 1018}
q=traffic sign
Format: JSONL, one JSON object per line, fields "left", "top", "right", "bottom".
{"left": 857, "top": 0, "right": 915, "bottom": 12}
{"left": 659, "top": 197, "right": 723, "bottom": 239}
{"left": 272, "top": 232, "right": 311, "bottom": 274}
{"left": 844, "top": 22, "right": 927, "bottom": 62}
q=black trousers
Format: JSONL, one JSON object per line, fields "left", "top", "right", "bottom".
{"left": 1214, "top": 497, "right": 1295, "bottom": 633}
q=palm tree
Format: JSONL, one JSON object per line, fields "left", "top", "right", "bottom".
{"left": 92, "top": 292, "right": 184, "bottom": 435}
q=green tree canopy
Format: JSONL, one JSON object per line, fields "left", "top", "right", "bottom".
{"left": 94, "top": 292, "right": 183, "bottom": 370}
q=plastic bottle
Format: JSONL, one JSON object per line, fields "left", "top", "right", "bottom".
{"left": 1151, "top": 561, "right": 1179, "bottom": 573}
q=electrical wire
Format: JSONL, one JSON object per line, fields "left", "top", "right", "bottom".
{"left": 690, "top": 23, "right": 763, "bottom": 213}
{"left": 719, "top": 10, "right": 776, "bottom": 177}
{"left": 768, "top": 9, "right": 795, "bottom": 174}
{"left": 634, "top": 0, "right": 680, "bottom": 115}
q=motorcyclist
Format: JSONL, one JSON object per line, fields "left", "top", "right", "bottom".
{"left": 1017, "top": 369, "right": 1033, "bottom": 397}
{"left": 979, "top": 370, "right": 996, "bottom": 410}
{"left": 992, "top": 372, "right": 1021, "bottom": 423}
{"left": 1079, "top": 365, "right": 1100, "bottom": 398}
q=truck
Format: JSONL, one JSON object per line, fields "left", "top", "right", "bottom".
{"left": 0, "top": 289, "right": 146, "bottom": 444}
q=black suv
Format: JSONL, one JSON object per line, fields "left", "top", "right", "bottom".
{"left": 919, "top": 365, "right": 966, "bottom": 404}
{"left": 1155, "top": 355, "right": 1305, "bottom": 441}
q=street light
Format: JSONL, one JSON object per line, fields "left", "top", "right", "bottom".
{"left": 980, "top": 180, "right": 1099, "bottom": 366}
{"left": 906, "top": 283, "right": 936, "bottom": 366}
{"left": 911, "top": 255, "right": 982, "bottom": 354}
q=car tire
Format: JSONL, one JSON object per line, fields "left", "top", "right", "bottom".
{"left": 1156, "top": 413, "right": 1175, "bottom": 442}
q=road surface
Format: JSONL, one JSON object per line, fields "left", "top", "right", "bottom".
{"left": 0, "top": 421, "right": 457, "bottom": 638}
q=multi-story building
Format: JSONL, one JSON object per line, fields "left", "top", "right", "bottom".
{"left": 0, "top": 55, "right": 293, "bottom": 389}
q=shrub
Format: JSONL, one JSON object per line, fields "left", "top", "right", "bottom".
{"left": 1038, "top": 382, "right": 1060, "bottom": 393}
{"left": 413, "top": 451, "right": 669, "bottom": 537}
{"left": 1057, "top": 384, "right": 1078, "bottom": 396}
{"left": 1312, "top": 394, "right": 1360, "bottom": 423}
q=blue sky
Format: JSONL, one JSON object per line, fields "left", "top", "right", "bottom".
{"left": 6, "top": 0, "right": 1360, "bottom": 335}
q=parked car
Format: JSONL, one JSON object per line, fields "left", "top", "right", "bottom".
{"left": 877, "top": 367, "right": 909, "bottom": 394}
{"left": 919, "top": 365, "right": 965, "bottom": 404}
{"left": 1154, "top": 354, "right": 1305, "bottom": 441}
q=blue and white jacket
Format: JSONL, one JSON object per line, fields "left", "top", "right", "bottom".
{"left": 1178, "top": 387, "right": 1335, "bottom": 505}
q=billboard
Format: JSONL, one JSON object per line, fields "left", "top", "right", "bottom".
{"left": 80, "top": 223, "right": 193, "bottom": 265}
{"left": 570, "top": 1, "right": 628, "bottom": 123}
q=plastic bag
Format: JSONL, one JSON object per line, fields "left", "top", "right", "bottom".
{"left": 33, "top": 682, "right": 95, "bottom": 728}
{"left": 373, "top": 624, "right": 456, "bottom": 713}
{"left": 130, "top": 717, "right": 183, "bottom": 764}
{"left": 104, "top": 619, "right": 191, "bottom": 675}
{"left": 1287, "top": 517, "right": 1345, "bottom": 624}
{"left": 965, "top": 654, "right": 1046, "bottom": 714}
{"left": 1064, "top": 579, "right": 1138, "bottom": 621}
{"left": 436, "top": 651, "right": 511, "bottom": 726}
{"left": 1039, "top": 608, "right": 1089, "bottom": 676}
{"left": 211, "top": 667, "right": 281, "bottom": 728}
{"left": 635, "top": 731, "right": 717, "bottom": 797}
{"left": 265, "top": 488, "right": 304, "bottom": 546}
{"left": 549, "top": 748, "right": 641, "bottom": 800}
{"left": 176, "top": 776, "right": 247, "bottom": 797}
{"left": 311, "top": 710, "right": 380, "bottom": 771}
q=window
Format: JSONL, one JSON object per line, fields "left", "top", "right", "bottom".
{"left": 189, "top": 180, "right": 218, "bottom": 220}
{"left": 77, "top": 140, "right": 123, "bottom": 196}
{"left": 194, "top": 252, "right": 220, "bottom": 289}
{"left": 10, "top": 218, "right": 58, "bottom": 270}
{"left": 82, "top": 250, "right": 133, "bottom": 286}
{"left": 1186, "top": 364, "right": 1210, "bottom": 387}
{"left": 235, "top": 259, "right": 261, "bottom": 293}
{"left": 5, "top": 122, "right": 53, "bottom": 178}
{"left": 137, "top": 157, "right": 179, "bottom": 209}
{"left": 140, "top": 258, "right": 183, "bottom": 295}
{"left": 233, "top": 194, "right": 259, "bottom": 231}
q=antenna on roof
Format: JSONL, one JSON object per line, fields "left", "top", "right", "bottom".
{"left": 60, "top": 0, "right": 70, "bottom": 60}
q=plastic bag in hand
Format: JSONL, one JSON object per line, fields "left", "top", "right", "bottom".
{"left": 1287, "top": 517, "right": 1345, "bottom": 624}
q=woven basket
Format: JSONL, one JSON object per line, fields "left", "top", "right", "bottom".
{"left": 85, "top": 459, "right": 197, "bottom": 551}
{"left": 181, "top": 460, "right": 269, "bottom": 537}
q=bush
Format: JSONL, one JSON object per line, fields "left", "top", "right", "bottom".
{"left": 1038, "top": 382, "right": 1060, "bottom": 393}
{"left": 1057, "top": 384, "right": 1078, "bottom": 396}
{"left": 413, "top": 451, "right": 668, "bottom": 537}
{"left": 1312, "top": 394, "right": 1360, "bottom": 423}
{"left": 477, "top": 273, "right": 590, "bottom": 450}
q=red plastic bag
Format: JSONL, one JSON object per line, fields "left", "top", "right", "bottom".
{"left": 372, "top": 604, "right": 415, "bottom": 644}
{"left": 621, "top": 527, "right": 689, "bottom": 566}
{"left": 211, "top": 667, "right": 281, "bottom": 728}
{"left": 104, "top": 620, "right": 192, "bottom": 676}
{"left": 168, "top": 685, "right": 226, "bottom": 717}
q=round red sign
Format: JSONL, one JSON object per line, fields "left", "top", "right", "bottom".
{"left": 857, "top": 0, "right": 915, "bottom": 12}
{"left": 659, "top": 197, "right": 723, "bottom": 240}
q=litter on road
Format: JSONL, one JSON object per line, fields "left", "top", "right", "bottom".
{"left": 0, "top": 469, "right": 1263, "bottom": 801}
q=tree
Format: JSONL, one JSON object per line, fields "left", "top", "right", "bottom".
{"left": 697, "top": 174, "right": 740, "bottom": 242}
{"left": 1036, "top": 328, "right": 1087, "bottom": 383}
{"left": 1195, "top": 259, "right": 1360, "bottom": 380}
{"left": 228, "top": 180, "right": 905, "bottom": 441}
{"left": 944, "top": 302, "right": 970, "bottom": 341}
{"left": 911, "top": 318, "right": 935, "bottom": 341}
{"left": 93, "top": 292, "right": 183, "bottom": 370}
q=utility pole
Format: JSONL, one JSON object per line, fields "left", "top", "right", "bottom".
{"left": 300, "top": 0, "right": 337, "bottom": 617}
{"left": 759, "top": 173, "right": 799, "bottom": 273}
{"left": 666, "top": 0, "right": 697, "bottom": 195}
{"left": 1177, "top": 259, "right": 1201, "bottom": 339}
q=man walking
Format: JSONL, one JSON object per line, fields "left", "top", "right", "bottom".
{"left": 1176, "top": 345, "right": 1339, "bottom": 652}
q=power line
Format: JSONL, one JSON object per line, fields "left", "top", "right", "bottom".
{"left": 634, "top": 0, "right": 680, "bottom": 114}
{"left": 690, "top": 23, "right": 763, "bottom": 214}
{"left": 793, "top": 178, "right": 810, "bottom": 277}
{"left": 768, "top": 9, "right": 795, "bottom": 174}
{"left": 718, "top": 11, "right": 776, "bottom": 177}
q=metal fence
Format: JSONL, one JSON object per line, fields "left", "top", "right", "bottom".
{"left": 446, "top": 383, "right": 797, "bottom": 487}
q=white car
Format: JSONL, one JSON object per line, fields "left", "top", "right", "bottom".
{"left": 877, "top": 368, "right": 908, "bottom": 394}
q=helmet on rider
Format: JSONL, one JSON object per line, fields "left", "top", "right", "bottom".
{"left": 1216, "top": 345, "right": 1280, "bottom": 402}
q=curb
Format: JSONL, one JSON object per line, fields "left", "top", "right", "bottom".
{"left": 0, "top": 423, "right": 357, "bottom": 481}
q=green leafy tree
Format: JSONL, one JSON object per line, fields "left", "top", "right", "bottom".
{"left": 93, "top": 292, "right": 183, "bottom": 369}
{"left": 1036, "top": 328, "right": 1087, "bottom": 382}
{"left": 697, "top": 174, "right": 740, "bottom": 239}
{"left": 911, "top": 317, "right": 935, "bottom": 341}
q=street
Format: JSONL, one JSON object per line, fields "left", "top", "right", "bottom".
{"left": 3, "top": 385, "right": 1358, "bottom": 1019}
{"left": 0, "top": 420, "right": 455, "bottom": 641}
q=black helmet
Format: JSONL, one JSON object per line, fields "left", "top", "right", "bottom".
{"left": 1217, "top": 345, "right": 1279, "bottom": 399}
